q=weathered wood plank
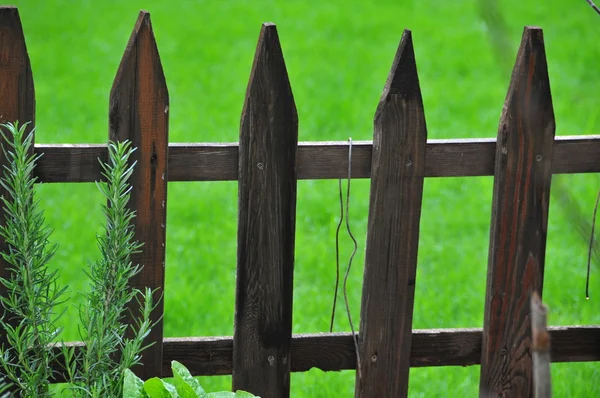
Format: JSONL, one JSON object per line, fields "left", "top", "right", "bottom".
{"left": 0, "top": 6, "right": 35, "bottom": 390}
{"left": 356, "top": 29, "right": 426, "bottom": 398}
{"left": 30, "top": 135, "right": 600, "bottom": 183}
{"left": 35, "top": 144, "right": 106, "bottom": 183}
{"left": 167, "top": 327, "right": 600, "bottom": 375}
{"left": 479, "top": 27, "right": 555, "bottom": 397}
{"left": 233, "top": 23, "right": 298, "bottom": 398}
{"left": 47, "top": 326, "right": 600, "bottom": 381}
{"left": 109, "top": 10, "right": 169, "bottom": 380}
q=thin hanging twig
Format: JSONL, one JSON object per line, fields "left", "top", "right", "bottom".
{"left": 586, "top": 189, "right": 600, "bottom": 299}
{"left": 342, "top": 138, "right": 362, "bottom": 379}
{"left": 584, "top": 0, "right": 600, "bottom": 16}
{"left": 329, "top": 178, "right": 344, "bottom": 332}
{"left": 328, "top": 137, "right": 362, "bottom": 376}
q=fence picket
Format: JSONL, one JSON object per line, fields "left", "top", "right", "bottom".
{"left": 479, "top": 26, "right": 555, "bottom": 397}
{"left": 355, "top": 29, "right": 427, "bottom": 398}
{"left": 108, "top": 10, "right": 169, "bottom": 380}
{"left": 0, "top": 6, "right": 35, "bottom": 390}
{"left": 233, "top": 23, "right": 298, "bottom": 398}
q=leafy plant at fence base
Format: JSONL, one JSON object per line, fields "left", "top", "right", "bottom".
{"left": 0, "top": 121, "right": 68, "bottom": 397}
{"left": 61, "top": 140, "right": 161, "bottom": 397}
{"left": 0, "top": 123, "right": 159, "bottom": 395}
{"left": 123, "top": 361, "right": 258, "bottom": 398}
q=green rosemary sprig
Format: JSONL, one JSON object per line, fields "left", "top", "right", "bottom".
{"left": 0, "top": 121, "right": 68, "bottom": 397}
{"left": 0, "top": 376, "right": 12, "bottom": 398}
{"left": 62, "top": 140, "right": 159, "bottom": 397}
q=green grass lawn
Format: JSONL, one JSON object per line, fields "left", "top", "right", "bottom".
{"left": 8, "top": 0, "right": 600, "bottom": 396}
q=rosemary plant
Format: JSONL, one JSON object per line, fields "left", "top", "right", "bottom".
{"left": 61, "top": 140, "right": 158, "bottom": 397}
{"left": 0, "top": 376, "right": 13, "bottom": 398}
{"left": 0, "top": 126, "right": 157, "bottom": 396}
{"left": 0, "top": 121, "right": 68, "bottom": 397}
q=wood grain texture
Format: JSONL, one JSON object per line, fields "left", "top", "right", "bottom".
{"left": 0, "top": 6, "right": 34, "bottom": 389}
{"left": 479, "top": 27, "right": 555, "bottom": 398}
{"left": 27, "top": 135, "right": 600, "bottom": 183}
{"left": 356, "top": 30, "right": 426, "bottom": 398}
{"left": 233, "top": 23, "right": 298, "bottom": 398}
{"left": 47, "top": 326, "right": 600, "bottom": 382}
{"left": 0, "top": 6, "right": 34, "bottom": 127}
{"left": 109, "top": 10, "right": 169, "bottom": 379}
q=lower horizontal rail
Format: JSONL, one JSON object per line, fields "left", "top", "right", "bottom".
{"left": 49, "top": 326, "right": 600, "bottom": 381}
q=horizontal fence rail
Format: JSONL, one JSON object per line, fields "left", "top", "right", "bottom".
{"left": 31, "top": 136, "right": 600, "bottom": 183}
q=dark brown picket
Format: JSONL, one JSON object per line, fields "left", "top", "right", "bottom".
{"left": 233, "top": 23, "right": 298, "bottom": 398}
{"left": 0, "top": 6, "right": 35, "bottom": 391}
{"left": 355, "top": 29, "right": 427, "bottom": 398}
{"left": 108, "top": 10, "right": 169, "bottom": 380}
{"left": 479, "top": 26, "right": 556, "bottom": 397}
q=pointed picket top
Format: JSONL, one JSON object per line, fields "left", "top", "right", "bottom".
{"left": 501, "top": 26, "right": 554, "bottom": 121}
{"left": 108, "top": 10, "right": 169, "bottom": 381}
{"left": 374, "top": 29, "right": 421, "bottom": 122}
{"left": 110, "top": 10, "right": 168, "bottom": 132}
{"left": 241, "top": 22, "right": 297, "bottom": 123}
{"left": 0, "top": 5, "right": 35, "bottom": 127}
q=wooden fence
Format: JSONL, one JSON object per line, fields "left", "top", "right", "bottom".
{"left": 1, "top": 6, "right": 599, "bottom": 398}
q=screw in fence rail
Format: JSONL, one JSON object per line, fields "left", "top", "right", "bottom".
{"left": 328, "top": 138, "right": 362, "bottom": 378}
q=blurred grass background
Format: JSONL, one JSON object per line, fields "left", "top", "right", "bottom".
{"left": 8, "top": 0, "right": 600, "bottom": 396}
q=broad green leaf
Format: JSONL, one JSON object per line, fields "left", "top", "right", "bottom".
{"left": 123, "top": 369, "right": 148, "bottom": 398}
{"left": 171, "top": 360, "right": 206, "bottom": 397}
{"left": 206, "top": 392, "right": 258, "bottom": 398}
{"left": 144, "top": 377, "right": 179, "bottom": 398}
{"left": 235, "top": 392, "right": 258, "bottom": 397}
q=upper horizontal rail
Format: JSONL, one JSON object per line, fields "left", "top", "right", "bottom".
{"left": 34, "top": 135, "right": 600, "bottom": 183}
